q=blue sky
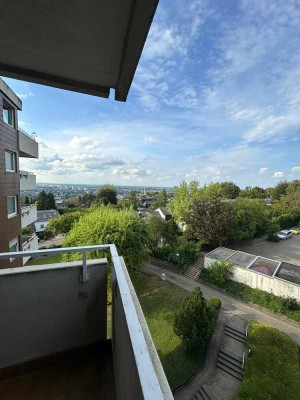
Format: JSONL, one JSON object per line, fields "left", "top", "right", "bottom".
{"left": 2, "top": 0, "right": 300, "bottom": 188}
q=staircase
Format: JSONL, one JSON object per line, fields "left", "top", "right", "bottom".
{"left": 223, "top": 325, "right": 247, "bottom": 344}
{"left": 192, "top": 384, "right": 217, "bottom": 400}
{"left": 216, "top": 348, "right": 244, "bottom": 381}
{"left": 184, "top": 254, "right": 204, "bottom": 280}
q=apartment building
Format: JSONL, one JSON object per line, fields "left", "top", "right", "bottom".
{"left": 0, "top": 78, "right": 39, "bottom": 268}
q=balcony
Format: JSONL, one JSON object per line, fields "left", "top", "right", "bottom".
{"left": 18, "top": 128, "right": 39, "bottom": 158}
{"left": 22, "top": 234, "right": 39, "bottom": 264}
{"left": 21, "top": 204, "right": 37, "bottom": 228}
{"left": 20, "top": 170, "right": 37, "bottom": 191}
{"left": 0, "top": 245, "right": 173, "bottom": 400}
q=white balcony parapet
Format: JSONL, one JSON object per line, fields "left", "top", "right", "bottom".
{"left": 20, "top": 170, "right": 37, "bottom": 191}
{"left": 22, "top": 234, "right": 39, "bottom": 264}
{"left": 21, "top": 204, "right": 37, "bottom": 228}
{"left": 0, "top": 245, "right": 173, "bottom": 400}
{"left": 18, "top": 128, "right": 39, "bottom": 158}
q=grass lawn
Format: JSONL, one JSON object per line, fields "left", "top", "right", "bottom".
{"left": 26, "top": 254, "right": 63, "bottom": 265}
{"left": 237, "top": 321, "right": 300, "bottom": 400}
{"left": 130, "top": 270, "right": 206, "bottom": 390}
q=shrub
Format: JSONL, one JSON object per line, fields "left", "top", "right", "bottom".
{"left": 208, "top": 297, "right": 222, "bottom": 309}
{"left": 281, "top": 296, "right": 299, "bottom": 311}
{"left": 173, "top": 287, "right": 213, "bottom": 351}
{"left": 206, "top": 260, "right": 233, "bottom": 287}
{"left": 267, "top": 233, "right": 279, "bottom": 242}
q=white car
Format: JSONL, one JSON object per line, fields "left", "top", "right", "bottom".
{"left": 277, "top": 230, "right": 292, "bottom": 240}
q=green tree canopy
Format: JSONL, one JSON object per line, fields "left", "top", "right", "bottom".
{"left": 45, "top": 211, "right": 83, "bottom": 235}
{"left": 146, "top": 216, "right": 179, "bottom": 251}
{"left": 36, "top": 190, "right": 57, "bottom": 210}
{"left": 187, "top": 199, "right": 236, "bottom": 246}
{"left": 150, "top": 189, "right": 168, "bottom": 210}
{"left": 173, "top": 287, "right": 213, "bottom": 351}
{"left": 96, "top": 184, "right": 118, "bottom": 205}
{"left": 170, "top": 181, "right": 201, "bottom": 222}
{"left": 272, "top": 181, "right": 289, "bottom": 200}
{"left": 63, "top": 206, "right": 149, "bottom": 268}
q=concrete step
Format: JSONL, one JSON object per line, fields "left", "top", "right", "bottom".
{"left": 218, "top": 352, "right": 242, "bottom": 368}
{"left": 219, "top": 348, "right": 243, "bottom": 363}
{"left": 217, "top": 355, "right": 243, "bottom": 374}
{"left": 193, "top": 384, "right": 217, "bottom": 400}
{"left": 216, "top": 361, "right": 243, "bottom": 381}
{"left": 184, "top": 266, "right": 200, "bottom": 279}
{"left": 224, "top": 324, "right": 246, "bottom": 337}
{"left": 224, "top": 327, "right": 247, "bottom": 344}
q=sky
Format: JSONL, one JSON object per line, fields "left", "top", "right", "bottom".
{"left": 2, "top": 0, "right": 300, "bottom": 188}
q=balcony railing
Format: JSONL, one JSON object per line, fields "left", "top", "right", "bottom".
{"left": 18, "top": 128, "right": 39, "bottom": 158}
{"left": 20, "top": 170, "right": 37, "bottom": 191}
{"left": 0, "top": 245, "right": 173, "bottom": 400}
{"left": 21, "top": 204, "right": 37, "bottom": 228}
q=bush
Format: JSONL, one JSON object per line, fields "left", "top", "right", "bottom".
{"left": 173, "top": 287, "right": 213, "bottom": 351}
{"left": 208, "top": 297, "right": 221, "bottom": 309}
{"left": 206, "top": 260, "right": 233, "bottom": 287}
{"left": 267, "top": 233, "right": 279, "bottom": 242}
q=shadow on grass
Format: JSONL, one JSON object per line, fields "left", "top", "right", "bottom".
{"left": 158, "top": 343, "right": 205, "bottom": 391}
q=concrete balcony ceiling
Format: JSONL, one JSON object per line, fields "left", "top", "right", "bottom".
{"left": 0, "top": 0, "right": 159, "bottom": 101}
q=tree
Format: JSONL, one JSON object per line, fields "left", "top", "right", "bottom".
{"left": 173, "top": 287, "right": 213, "bottom": 351}
{"left": 206, "top": 260, "right": 233, "bottom": 287}
{"left": 187, "top": 199, "right": 236, "bottom": 246}
{"left": 239, "top": 186, "right": 265, "bottom": 199}
{"left": 24, "top": 195, "right": 30, "bottom": 205}
{"left": 36, "top": 190, "right": 47, "bottom": 210}
{"left": 96, "top": 184, "right": 117, "bottom": 206}
{"left": 147, "top": 216, "right": 179, "bottom": 251}
{"left": 272, "top": 181, "right": 289, "bottom": 200}
{"left": 45, "top": 192, "right": 57, "bottom": 209}
{"left": 287, "top": 180, "right": 300, "bottom": 194}
{"left": 231, "top": 198, "right": 270, "bottom": 240}
{"left": 36, "top": 190, "right": 57, "bottom": 210}
{"left": 170, "top": 181, "right": 200, "bottom": 222}
{"left": 63, "top": 206, "right": 149, "bottom": 268}
{"left": 150, "top": 189, "right": 168, "bottom": 209}
{"left": 45, "top": 211, "right": 83, "bottom": 235}
{"left": 220, "top": 181, "right": 240, "bottom": 199}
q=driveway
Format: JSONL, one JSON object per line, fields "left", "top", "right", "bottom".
{"left": 144, "top": 263, "right": 300, "bottom": 346}
{"left": 230, "top": 234, "right": 300, "bottom": 266}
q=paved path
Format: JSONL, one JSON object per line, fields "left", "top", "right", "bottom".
{"left": 144, "top": 263, "right": 300, "bottom": 345}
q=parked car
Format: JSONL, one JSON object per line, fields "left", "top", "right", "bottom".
{"left": 277, "top": 230, "right": 292, "bottom": 240}
{"left": 290, "top": 226, "right": 300, "bottom": 235}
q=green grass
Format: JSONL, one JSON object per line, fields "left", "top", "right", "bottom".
{"left": 130, "top": 270, "right": 206, "bottom": 390}
{"left": 237, "top": 321, "right": 300, "bottom": 400}
{"left": 26, "top": 254, "right": 63, "bottom": 265}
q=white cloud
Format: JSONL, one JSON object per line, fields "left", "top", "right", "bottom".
{"left": 259, "top": 167, "right": 268, "bottom": 174}
{"left": 273, "top": 171, "right": 285, "bottom": 178}
{"left": 69, "top": 136, "right": 100, "bottom": 150}
{"left": 16, "top": 92, "right": 35, "bottom": 100}
{"left": 112, "top": 167, "right": 152, "bottom": 181}
{"left": 291, "top": 166, "right": 300, "bottom": 172}
{"left": 144, "top": 136, "right": 157, "bottom": 143}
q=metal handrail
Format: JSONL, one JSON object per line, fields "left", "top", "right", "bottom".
{"left": 0, "top": 244, "right": 112, "bottom": 283}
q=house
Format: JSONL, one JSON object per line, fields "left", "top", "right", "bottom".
{"left": 33, "top": 210, "right": 60, "bottom": 235}
{"left": 0, "top": 78, "right": 39, "bottom": 268}
{"left": 156, "top": 207, "right": 172, "bottom": 221}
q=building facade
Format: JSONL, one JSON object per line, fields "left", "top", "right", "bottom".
{"left": 0, "top": 78, "right": 39, "bottom": 268}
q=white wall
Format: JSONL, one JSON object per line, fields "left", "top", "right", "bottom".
{"left": 21, "top": 205, "right": 37, "bottom": 228}
{"left": 205, "top": 256, "right": 300, "bottom": 301}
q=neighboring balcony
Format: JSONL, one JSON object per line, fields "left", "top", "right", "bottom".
{"left": 21, "top": 204, "right": 37, "bottom": 228}
{"left": 0, "top": 245, "right": 173, "bottom": 400}
{"left": 18, "top": 128, "right": 39, "bottom": 158}
{"left": 22, "top": 234, "right": 39, "bottom": 264}
{"left": 20, "top": 170, "right": 37, "bottom": 191}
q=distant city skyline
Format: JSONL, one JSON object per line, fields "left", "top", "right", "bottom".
{"left": 2, "top": 0, "right": 300, "bottom": 188}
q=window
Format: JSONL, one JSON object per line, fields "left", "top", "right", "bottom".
{"left": 7, "top": 196, "right": 17, "bottom": 218}
{"left": 3, "top": 101, "right": 15, "bottom": 128}
{"left": 40, "top": 224, "right": 44, "bottom": 229}
{"left": 9, "top": 237, "right": 19, "bottom": 262}
{"left": 5, "top": 151, "right": 16, "bottom": 172}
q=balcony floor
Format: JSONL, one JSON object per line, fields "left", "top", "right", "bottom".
{"left": 0, "top": 343, "right": 115, "bottom": 400}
